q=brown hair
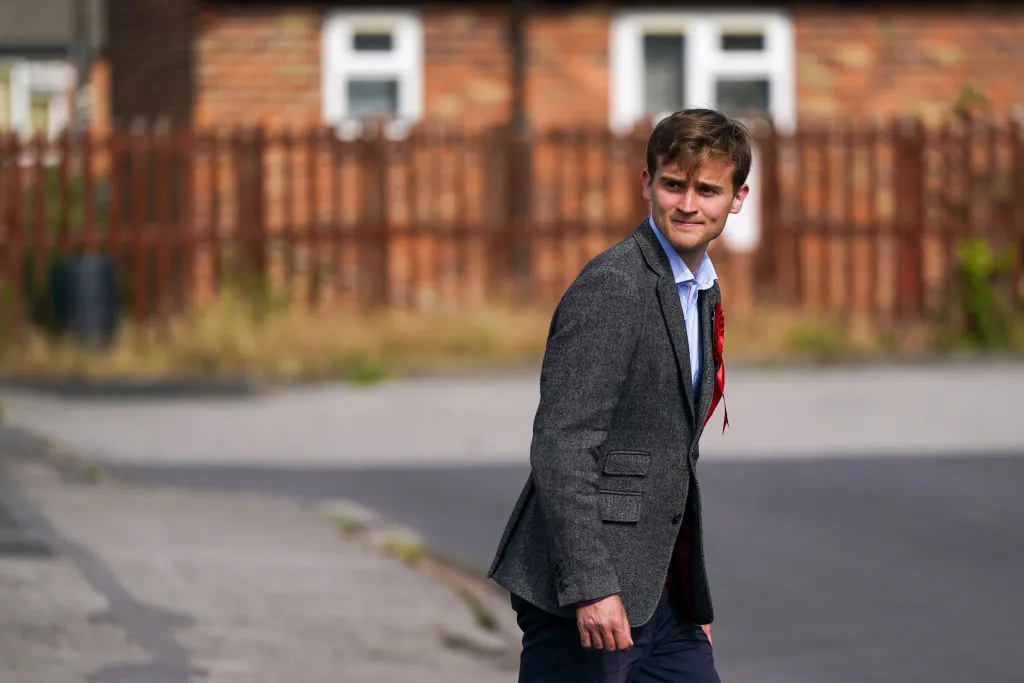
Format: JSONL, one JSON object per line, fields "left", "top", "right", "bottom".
{"left": 645, "top": 108, "right": 753, "bottom": 194}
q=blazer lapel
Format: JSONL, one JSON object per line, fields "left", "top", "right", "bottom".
{"left": 634, "top": 219, "right": 696, "bottom": 426}
{"left": 695, "top": 283, "right": 721, "bottom": 440}
{"left": 656, "top": 279, "right": 696, "bottom": 422}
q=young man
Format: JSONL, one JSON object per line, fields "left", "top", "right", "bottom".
{"left": 487, "top": 108, "right": 752, "bottom": 682}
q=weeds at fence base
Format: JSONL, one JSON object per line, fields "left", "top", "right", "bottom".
{"left": 0, "top": 287, "right": 1019, "bottom": 383}
{"left": 933, "top": 239, "right": 1024, "bottom": 352}
{"left": 0, "top": 289, "right": 553, "bottom": 384}
{"left": 725, "top": 306, "right": 947, "bottom": 365}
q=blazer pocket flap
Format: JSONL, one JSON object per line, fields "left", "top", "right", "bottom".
{"left": 603, "top": 450, "right": 651, "bottom": 476}
{"left": 599, "top": 491, "right": 642, "bottom": 523}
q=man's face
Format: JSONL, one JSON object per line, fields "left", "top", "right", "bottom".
{"left": 642, "top": 155, "right": 749, "bottom": 262}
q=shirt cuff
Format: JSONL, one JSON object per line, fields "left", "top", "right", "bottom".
{"left": 571, "top": 593, "right": 617, "bottom": 608}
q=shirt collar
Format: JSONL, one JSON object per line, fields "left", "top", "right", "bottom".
{"left": 648, "top": 217, "right": 718, "bottom": 291}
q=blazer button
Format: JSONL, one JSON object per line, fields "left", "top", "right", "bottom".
{"left": 672, "top": 514, "right": 683, "bottom": 525}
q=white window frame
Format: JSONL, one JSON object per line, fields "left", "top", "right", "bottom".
{"left": 609, "top": 9, "right": 796, "bottom": 134}
{"left": 321, "top": 9, "right": 424, "bottom": 138}
{"left": 8, "top": 60, "right": 76, "bottom": 139}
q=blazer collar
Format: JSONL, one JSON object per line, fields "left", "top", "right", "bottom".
{"left": 633, "top": 218, "right": 673, "bottom": 278}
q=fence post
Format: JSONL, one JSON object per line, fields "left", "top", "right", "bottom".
{"left": 506, "top": 119, "right": 533, "bottom": 304}
{"left": 2, "top": 134, "right": 26, "bottom": 328}
{"left": 752, "top": 119, "right": 780, "bottom": 303}
{"left": 235, "top": 125, "right": 267, "bottom": 290}
{"left": 1012, "top": 115, "right": 1024, "bottom": 309}
{"left": 482, "top": 125, "right": 509, "bottom": 301}
{"left": 894, "top": 116, "right": 926, "bottom": 317}
{"left": 358, "top": 120, "right": 390, "bottom": 310}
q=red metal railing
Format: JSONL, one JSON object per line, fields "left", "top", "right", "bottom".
{"left": 0, "top": 116, "right": 1021, "bottom": 334}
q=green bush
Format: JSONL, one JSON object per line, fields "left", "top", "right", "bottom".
{"left": 784, "top": 322, "right": 847, "bottom": 362}
{"left": 944, "top": 238, "right": 1020, "bottom": 350}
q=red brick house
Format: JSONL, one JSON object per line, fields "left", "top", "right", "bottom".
{"left": 98, "top": 1, "right": 1024, "bottom": 313}
{"left": 107, "top": 2, "right": 1024, "bottom": 133}
{"left": 1, "top": 0, "right": 110, "bottom": 138}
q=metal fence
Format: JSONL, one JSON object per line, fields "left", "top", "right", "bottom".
{"left": 1, "top": 116, "right": 1022, "bottom": 337}
{"left": 757, "top": 115, "right": 1024, "bottom": 318}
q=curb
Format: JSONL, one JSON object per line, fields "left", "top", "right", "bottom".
{"left": 316, "top": 499, "right": 521, "bottom": 667}
{"left": 727, "top": 350, "right": 1024, "bottom": 372}
{"left": 0, "top": 375, "right": 263, "bottom": 400}
{"left": 0, "top": 427, "right": 522, "bottom": 670}
{"left": 0, "top": 422, "right": 108, "bottom": 486}
{"left": 2, "top": 351, "right": 1020, "bottom": 399}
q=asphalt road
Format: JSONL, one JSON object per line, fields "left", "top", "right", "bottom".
{"left": 103, "top": 451, "right": 1024, "bottom": 683}
{"left": 4, "top": 364, "right": 1023, "bottom": 681}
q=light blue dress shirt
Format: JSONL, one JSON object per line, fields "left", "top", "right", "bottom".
{"left": 648, "top": 217, "right": 718, "bottom": 393}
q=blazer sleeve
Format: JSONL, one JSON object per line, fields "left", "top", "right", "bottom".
{"left": 529, "top": 265, "right": 642, "bottom": 607}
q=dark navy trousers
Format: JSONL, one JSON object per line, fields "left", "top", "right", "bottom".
{"left": 512, "top": 589, "right": 721, "bottom": 683}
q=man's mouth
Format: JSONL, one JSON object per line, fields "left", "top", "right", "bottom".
{"left": 671, "top": 217, "right": 702, "bottom": 227}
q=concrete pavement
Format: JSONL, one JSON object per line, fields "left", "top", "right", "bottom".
{"left": 1, "top": 361, "right": 1022, "bottom": 682}
{"left": 0, "top": 445, "right": 519, "bottom": 683}
{"left": 1, "top": 362, "right": 1023, "bottom": 468}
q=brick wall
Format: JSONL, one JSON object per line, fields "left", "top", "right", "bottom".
{"left": 194, "top": 5, "right": 321, "bottom": 128}
{"left": 527, "top": 9, "right": 610, "bottom": 130}
{"left": 191, "top": 5, "right": 612, "bottom": 131}
{"left": 796, "top": 7, "right": 1024, "bottom": 122}
{"left": 193, "top": 5, "right": 514, "bottom": 130}
{"left": 423, "top": 9, "right": 510, "bottom": 129}
{"left": 116, "top": 4, "right": 1024, "bottom": 130}
{"left": 107, "top": 0, "right": 195, "bottom": 125}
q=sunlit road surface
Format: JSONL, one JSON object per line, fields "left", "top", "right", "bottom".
{"left": 2, "top": 362, "right": 1023, "bottom": 682}
{"left": 2, "top": 363, "right": 1023, "bottom": 467}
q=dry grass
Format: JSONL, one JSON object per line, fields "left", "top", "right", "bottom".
{"left": 724, "top": 306, "right": 938, "bottom": 365}
{"left": 0, "top": 290, "right": 986, "bottom": 384}
{"left": 0, "top": 290, "right": 553, "bottom": 384}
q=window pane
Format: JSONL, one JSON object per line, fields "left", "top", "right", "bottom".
{"left": 347, "top": 79, "right": 399, "bottom": 118}
{"left": 643, "top": 34, "right": 684, "bottom": 117}
{"left": 715, "top": 78, "right": 770, "bottom": 118}
{"left": 30, "top": 91, "right": 49, "bottom": 135}
{"left": 0, "top": 81, "right": 9, "bottom": 129}
{"left": 354, "top": 31, "right": 393, "bottom": 52}
{"left": 721, "top": 32, "right": 765, "bottom": 52}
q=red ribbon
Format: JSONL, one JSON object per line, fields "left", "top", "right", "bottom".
{"left": 703, "top": 301, "right": 729, "bottom": 434}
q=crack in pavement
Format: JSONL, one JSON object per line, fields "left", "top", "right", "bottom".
{"left": 0, "top": 477, "right": 204, "bottom": 683}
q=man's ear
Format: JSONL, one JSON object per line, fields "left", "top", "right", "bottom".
{"left": 730, "top": 183, "right": 750, "bottom": 214}
{"left": 642, "top": 168, "right": 653, "bottom": 202}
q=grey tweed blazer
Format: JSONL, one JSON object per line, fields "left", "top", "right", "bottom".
{"left": 487, "top": 218, "right": 722, "bottom": 628}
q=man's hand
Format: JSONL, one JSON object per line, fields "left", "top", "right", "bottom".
{"left": 576, "top": 595, "right": 633, "bottom": 651}
{"left": 701, "top": 623, "right": 712, "bottom": 646}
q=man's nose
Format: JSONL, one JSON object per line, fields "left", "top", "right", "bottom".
{"left": 678, "top": 190, "right": 698, "bottom": 213}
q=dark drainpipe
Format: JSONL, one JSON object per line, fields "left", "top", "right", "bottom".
{"left": 507, "top": 0, "right": 532, "bottom": 301}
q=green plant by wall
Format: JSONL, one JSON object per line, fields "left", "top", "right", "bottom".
{"left": 953, "top": 84, "right": 989, "bottom": 119}
{"left": 944, "top": 238, "right": 1020, "bottom": 350}
{"left": 784, "top": 321, "right": 847, "bottom": 363}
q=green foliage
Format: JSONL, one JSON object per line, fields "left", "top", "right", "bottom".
{"left": 20, "top": 166, "right": 109, "bottom": 235}
{"left": 784, "top": 322, "right": 847, "bottom": 362}
{"left": 0, "top": 281, "right": 18, "bottom": 360}
{"left": 327, "top": 351, "right": 390, "bottom": 385}
{"left": 21, "top": 251, "right": 62, "bottom": 335}
{"left": 953, "top": 84, "right": 989, "bottom": 118}
{"left": 15, "top": 167, "right": 118, "bottom": 336}
{"left": 943, "top": 239, "right": 1021, "bottom": 350}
